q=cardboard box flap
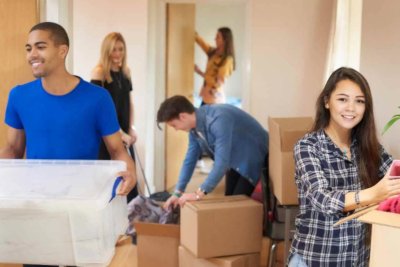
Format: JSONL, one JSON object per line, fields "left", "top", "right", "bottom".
{"left": 334, "top": 204, "right": 378, "bottom": 226}
{"left": 358, "top": 210, "right": 400, "bottom": 228}
{"left": 210, "top": 253, "right": 260, "bottom": 266}
{"left": 134, "top": 222, "right": 180, "bottom": 238}
{"left": 186, "top": 195, "right": 262, "bottom": 212}
{"left": 268, "top": 117, "right": 313, "bottom": 151}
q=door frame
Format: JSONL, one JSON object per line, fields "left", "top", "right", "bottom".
{"left": 147, "top": 0, "right": 252, "bottom": 192}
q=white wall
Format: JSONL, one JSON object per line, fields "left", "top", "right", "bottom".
{"left": 360, "top": 0, "right": 400, "bottom": 158}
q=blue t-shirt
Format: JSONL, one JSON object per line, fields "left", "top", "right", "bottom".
{"left": 5, "top": 78, "right": 120, "bottom": 159}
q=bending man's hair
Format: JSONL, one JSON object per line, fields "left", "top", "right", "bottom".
{"left": 156, "top": 95, "right": 195, "bottom": 129}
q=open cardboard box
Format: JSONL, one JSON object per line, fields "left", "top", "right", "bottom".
{"left": 336, "top": 207, "right": 400, "bottom": 267}
{"left": 335, "top": 159, "right": 400, "bottom": 267}
{"left": 268, "top": 117, "right": 313, "bottom": 205}
{"left": 134, "top": 222, "right": 180, "bottom": 267}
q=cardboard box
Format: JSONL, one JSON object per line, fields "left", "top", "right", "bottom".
{"left": 179, "top": 246, "right": 260, "bottom": 267}
{"left": 268, "top": 117, "right": 313, "bottom": 205}
{"left": 181, "top": 195, "right": 263, "bottom": 258}
{"left": 135, "top": 222, "right": 180, "bottom": 267}
{"left": 359, "top": 210, "right": 400, "bottom": 267}
{"left": 336, "top": 207, "right": 400, "bottom": 267}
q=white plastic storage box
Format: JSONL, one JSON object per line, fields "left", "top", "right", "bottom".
{"left": 0, "top": 159, "right": 128, "bottom": 267}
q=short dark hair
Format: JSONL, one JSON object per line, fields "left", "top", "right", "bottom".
{"left": 157, "top": 95, "right": 195, "bottom": 128}
{"left": 30, "top": 22, "right": 69, "bottom": 47}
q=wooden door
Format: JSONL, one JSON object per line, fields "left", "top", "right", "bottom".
{"left": 0, "top": 0, "right": 39, "bottom": 148}
{"left": 165, "top": 3, "right": 195, "bottom": 190}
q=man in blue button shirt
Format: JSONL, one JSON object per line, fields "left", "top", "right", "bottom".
{"left": 157, "top": 95, "right": 268, "bottom": 208}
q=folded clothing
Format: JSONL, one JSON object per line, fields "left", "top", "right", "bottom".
{"left": 377, "top": 195, "right": 400, "bottom": 214}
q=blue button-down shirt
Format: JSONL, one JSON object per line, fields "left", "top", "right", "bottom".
{"left": 175, "top": 104, "right": 268, "bottom": 193}
{"left": 289, "top": 130, "right": 393, "bottom": 267}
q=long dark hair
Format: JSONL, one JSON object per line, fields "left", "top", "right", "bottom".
{"left": 313, "top": 67, "right": 380, "bottom": 188}
{"left": 209, "top": 27, "right": 235, "bottom": 70}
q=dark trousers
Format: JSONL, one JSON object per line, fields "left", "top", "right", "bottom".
{"left": 198, "top": 101, "right": 208, "bottom": 161}
{"left": 225, "top": 169, "right": 255, "bottom": 196}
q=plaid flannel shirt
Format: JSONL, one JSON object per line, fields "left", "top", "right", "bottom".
{"left": 289, "top": 130, "right": 392, "bottom": 267}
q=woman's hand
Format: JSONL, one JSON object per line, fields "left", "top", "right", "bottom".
{"left": 194, "top": 64, "right": 204, "bottom": 77}
{"left": 368, "top": 172, "right": 400, "bottom": 203}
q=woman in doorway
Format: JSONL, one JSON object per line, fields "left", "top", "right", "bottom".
{"left": 91, "top": 32, "right": 138, "bottom": 202}
{"left": 288, "top": 67, "right": 400, "bottom": 267}
{"left": 194, "top": 27, "right": 235, "bottom": 105}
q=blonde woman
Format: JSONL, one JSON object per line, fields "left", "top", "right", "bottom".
{"left": 91, "top": 32, "right": 138, "bottom": 201}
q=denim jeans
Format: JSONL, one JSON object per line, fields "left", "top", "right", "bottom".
{"left": 288, "top": 253, "right": 308, "bottom": 267}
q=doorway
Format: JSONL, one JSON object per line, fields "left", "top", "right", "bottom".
{"left": 149, "top": 0, "right": 251, "bottom": 192}
{"left": 0, "top": 0, "right": 39, "bottom": 148}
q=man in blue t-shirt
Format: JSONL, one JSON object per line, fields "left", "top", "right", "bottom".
{"left": 0, "top": 22, "right": 137, "bottom": 212}
{"left": 1, "top": 21, "right": 137, "bottom": 267}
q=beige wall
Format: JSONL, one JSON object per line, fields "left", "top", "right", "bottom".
{"left": 63, "top": 0, "right": 399, "bottom": 190}
{"left": 360, "top": 0, "right": 400, "bottom": 158}
{"left": 249, "top": 0, "right": 335, "bottom": 123}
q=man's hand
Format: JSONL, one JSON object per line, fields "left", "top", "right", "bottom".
{"left": 178, "top": 192, "right": 198, "bottom": 207}
{"left": 163, "top": 194, "right": 180, "bottom": 210}
{"left": 116, "top": 170, "right": 136, "bottom": 195}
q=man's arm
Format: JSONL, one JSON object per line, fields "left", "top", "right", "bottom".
{"left": 103, "top": 132, "right": 137, "bottom": 195}
{"left": 0, "top": 126, "right": 26, "bottom": 159}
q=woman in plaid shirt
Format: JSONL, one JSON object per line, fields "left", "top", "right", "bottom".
{"left": 288, "top": 67, "right": 400, "bottom": 267}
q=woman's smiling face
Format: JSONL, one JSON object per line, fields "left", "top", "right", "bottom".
{"left": 325, "top": 79, "right": 366, "bottom": 131}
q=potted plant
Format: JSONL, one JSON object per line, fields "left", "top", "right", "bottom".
{"left": 382, "top": 106, "right": 400, "bottom": 134}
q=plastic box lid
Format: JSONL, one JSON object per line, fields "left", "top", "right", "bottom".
{"left": 0, "top": 159, "right": 126, "bottom": 210}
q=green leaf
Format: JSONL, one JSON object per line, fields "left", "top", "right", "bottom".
{"left": 382, "top": 114, "right": 400, "bottom": 135}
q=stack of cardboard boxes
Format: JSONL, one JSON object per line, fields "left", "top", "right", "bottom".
{"left": 267, "top": 117, "right": 313, "bottom": 264}
{"left": 135, "top": 195, "right": 263, "bottom": 267}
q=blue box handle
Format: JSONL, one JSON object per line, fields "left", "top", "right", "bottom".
{"left": 109, "top": 176, "right": 123, "bottom": 203}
